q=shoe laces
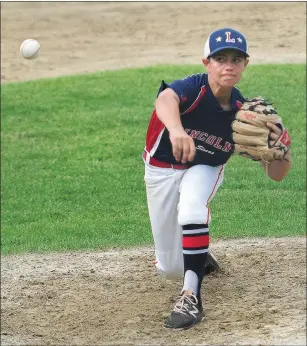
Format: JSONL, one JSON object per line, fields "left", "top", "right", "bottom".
{"left": 173, "top": 293, "right": 198, "bottom": 316}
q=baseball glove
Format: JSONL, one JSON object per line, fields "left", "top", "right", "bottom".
{"left": 232, "top": 97, "right": 291, "bottom": 162}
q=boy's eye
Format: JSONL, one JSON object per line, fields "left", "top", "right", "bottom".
{"left": 212, "top": 55, "right": 244, "bottom": 63}
{"left": 215, "top": 56, "right": 225, "bottom": 62}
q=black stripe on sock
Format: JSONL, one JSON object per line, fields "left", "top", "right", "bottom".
{"left": 182, "top": 224, "right": 208, "bottom": 230}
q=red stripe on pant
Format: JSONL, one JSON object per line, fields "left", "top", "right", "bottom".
{"left": 182, "top": 234, "right": 209, "bottom": 248}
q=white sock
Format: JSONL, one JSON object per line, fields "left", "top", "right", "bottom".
{"left": 182, "top": 270, "right": 198, "bottom": 295}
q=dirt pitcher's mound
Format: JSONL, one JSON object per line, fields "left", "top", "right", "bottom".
{"left": 1, "top": 237, "right": 306, "bottom": 345}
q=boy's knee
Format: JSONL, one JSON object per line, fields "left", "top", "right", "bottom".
{"left": 178, "top": 204, "right": 210, "bottom": 226}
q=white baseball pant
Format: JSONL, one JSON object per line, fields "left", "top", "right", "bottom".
{"left": 144, "top": 161, "right": 225, "bottom": 279}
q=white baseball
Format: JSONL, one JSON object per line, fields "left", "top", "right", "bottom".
{"left": 20, "top": 39, "right": 40, "bottom": 59}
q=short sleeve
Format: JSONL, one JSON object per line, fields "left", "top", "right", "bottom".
{"left": 169, "top": 74, "right": 204, "bottom": 106}
{"left": 157, "top": 74, "right": 205, "bottom": 111}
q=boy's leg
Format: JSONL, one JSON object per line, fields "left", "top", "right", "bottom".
{"left": 144, "top": 162, "right": 186, "bottom": 279}
{"left": 164, "top": 164, "right": 225, "bottom": 329}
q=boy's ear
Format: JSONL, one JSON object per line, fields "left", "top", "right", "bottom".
{"left": 202, "top": 58, "right": 210, "bottom": 68}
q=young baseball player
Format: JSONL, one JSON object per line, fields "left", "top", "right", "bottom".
{"left": 143, "top": 28, "right": 292, "bottom": 330}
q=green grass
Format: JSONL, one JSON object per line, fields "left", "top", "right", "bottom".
{"left": 1, "top": 64, "right": 306, "bottom": 254}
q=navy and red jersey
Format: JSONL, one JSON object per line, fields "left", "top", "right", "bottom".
{"left": 144, "top": 73, "right": 246, "bottom": 167}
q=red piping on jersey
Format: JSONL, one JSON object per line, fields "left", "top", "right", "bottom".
{"left": 145, "top": 86, "right": 207, "bottom": 154}
{"left": 181, "top": 85, "right": 207, "bottom": 115}
{"left": 205, "top": 165, "right": 224, "bottom": 224}
{"left": 236, "top": 100, "right": 243, "bottom": 109}
{"left": 145, "top": 109, "right": 165, "bottom": 154}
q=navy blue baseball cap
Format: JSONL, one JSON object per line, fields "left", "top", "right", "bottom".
{"left": 204, "top": 28, "right": 249, "bottom": 58}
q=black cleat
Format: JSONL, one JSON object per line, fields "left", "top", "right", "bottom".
{"left": 204, "top": 252, "right": 220, "bottom": 276}
{"left": 164, "top": 290, "right": 204, "bottom": 330}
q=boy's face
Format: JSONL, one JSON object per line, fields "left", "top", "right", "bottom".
{"left": 202, "top": 49, "right": 249, "bottom": 88}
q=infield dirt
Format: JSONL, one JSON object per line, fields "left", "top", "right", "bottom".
{"left": 1, "top": 2, "right": 306, "bottom": 345}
